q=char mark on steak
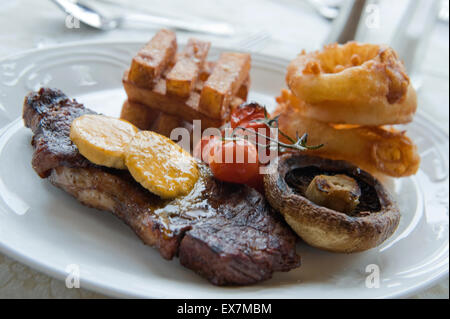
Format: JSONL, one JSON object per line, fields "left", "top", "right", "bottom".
{"left": 23, "top": 88, "right": 300, "bottom": 286}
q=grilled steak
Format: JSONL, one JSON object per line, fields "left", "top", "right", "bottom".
{"left": 23, "top": 88, "right": 300, "bottom": 285}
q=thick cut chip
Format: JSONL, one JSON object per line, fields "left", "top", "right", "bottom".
{"left": 128, "top": 29, "right": 177, "bottom": 88}
{"left": 151, "top": 112, "right": 188, "bottom": 138}
{"left": 123, "top": 59, "right": 250, "bottom": 127}
{"left": 120, "top": 99, "right": 160, "bottom": 130}
{"left": 166, "top": 39, "right": 211, "bottom": 98}
{"left": 121, "top": 99, "right": 193, "bottom": 140}
{"left": 70, "top": 114, "right": 138, "bottom": 169}
{"left": 236, "top": 76, "right": 250, "bottom": 100}
{"left": 199, "top": 52, "right": 251, "bottom": 118}
{"left": 125, "top": 131, "right": 199, "bottom": 199}
{"left": 199, "top": 61, "right": 215, "bottom": 81}
{"left": 123, "top": 72, "right": 222, "bottom": 128}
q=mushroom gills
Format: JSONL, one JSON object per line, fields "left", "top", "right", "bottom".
{"left": 305, "top": 174, "right": 361, "bottom": 214}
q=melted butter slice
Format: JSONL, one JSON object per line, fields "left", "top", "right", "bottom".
{"left": 70, "top": 114, "right": 138, "bottom": 169}
{"left": 125, "top": 131, "right": 199, "bottom": 199}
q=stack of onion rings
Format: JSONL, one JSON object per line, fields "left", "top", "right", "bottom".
{"left": 274, "top": 89, "right": 420, "bottom": 178}
{"left": 286, "top": 42, "right": 417, "bottom": 126}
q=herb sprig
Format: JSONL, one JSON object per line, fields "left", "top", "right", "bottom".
{"left": 225, "top": 107, "right": 324, "bottom": 152}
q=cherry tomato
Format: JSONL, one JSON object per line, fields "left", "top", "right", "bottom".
{"left": 230, "top": 102, "right": 266, "bottom": 130}
{"left": 230, "top": 102, "right": 275, "bottom": 160}
{"left": 193, "top": 135, "right": 221, "bottom": 163}
{"left": 208, "top": 139, "right": 260, "bottom": 184}
{"left": 231, "top": 103, "right": 266, "bottom": 142}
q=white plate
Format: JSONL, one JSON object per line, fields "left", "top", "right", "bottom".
{"left": 0, "top": 42, "right": 448, "bottom": 299}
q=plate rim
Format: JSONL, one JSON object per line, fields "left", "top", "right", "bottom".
{"left": 0, "top": 40, "right": 448, "bottom": 299}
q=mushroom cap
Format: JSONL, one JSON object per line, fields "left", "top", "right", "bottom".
{"left": 264, "top": 153, "right": 400, "bottom": 253}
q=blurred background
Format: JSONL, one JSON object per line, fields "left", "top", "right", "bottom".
{"left": 0, "top": 0, "right": 448, "bottom": 298}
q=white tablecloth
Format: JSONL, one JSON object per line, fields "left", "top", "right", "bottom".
{"left": 0, "top": 0, "right": 448, "bottom": 298}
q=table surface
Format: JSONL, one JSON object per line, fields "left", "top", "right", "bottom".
{"left": 0, "top": 0, "right": 448, "bottom": 299}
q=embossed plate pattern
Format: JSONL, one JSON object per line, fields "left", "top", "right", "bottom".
{"left": 0, "top": 42, "right": 448, "bottom": 298}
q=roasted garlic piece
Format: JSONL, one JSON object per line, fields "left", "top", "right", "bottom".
{"left": 70, "top": 114, "right": 138, "bottom": 169}
{"left": 125, "top": 131, "right": 199, "bottom": 199}
{"left": 305, "top": 174, "right": 361, "bottom": 214}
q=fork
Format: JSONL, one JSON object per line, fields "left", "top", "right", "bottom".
{"left": 235, "top": 31, "right": 272, "bottom": 52}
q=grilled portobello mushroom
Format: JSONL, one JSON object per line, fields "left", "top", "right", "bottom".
{"left": 264, "top": 153, "right": 400, "bottom": 253}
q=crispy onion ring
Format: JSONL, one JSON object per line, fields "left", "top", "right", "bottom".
{"left": 275, "top": 90, "right": 421, "bottom": 178}
{"left": 286, "top": 42, "right": 417, "bottom": 126}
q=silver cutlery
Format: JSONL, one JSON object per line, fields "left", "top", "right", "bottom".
{"left": 324, "top": 0, "right": 367, "bottom": 44}
{"left": 236, "top": 31, "right": 272, "bottom": 52}
{"left": 50, "top": 0, "right": 235, "bottom": 36}
{"left": 306, "top": 0, "right": 342, "bottom": 20}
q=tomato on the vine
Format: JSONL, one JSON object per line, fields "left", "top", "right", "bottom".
{"left": 208, "top": 139, "right": 260, "bottom": 185}
{"left": 192, "top": 103, "right": 276, "bottom": 192}
{"left": 195, "top": 102, "right": 320, "bottom": 192}
{"left": 230, "top": 102, "right": 275, "bottom": 159}
{"left": 230, "top": 102, "right": 266, "bottom": 131}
